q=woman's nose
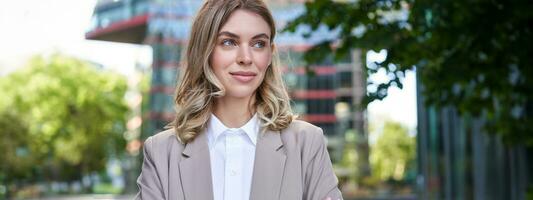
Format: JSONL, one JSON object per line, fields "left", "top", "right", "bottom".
{"left": 237, "top": 46, "right": 252, "bottom": 66}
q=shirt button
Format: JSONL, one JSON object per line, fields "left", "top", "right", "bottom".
{"left": 230, "top": 170, "right": 237, "bottom": 176}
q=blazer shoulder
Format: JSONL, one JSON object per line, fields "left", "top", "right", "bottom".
{"left": 285, "top": 119, "right": 323, "bottom": 137}
{"left": 149, "top": 128, "right": 178, "bottom": 143}
{"left": 144, "top": 128, "right": 184, "bottom": 155}
{"left": 281, "top": 119, "right": 325, "bottom": 147}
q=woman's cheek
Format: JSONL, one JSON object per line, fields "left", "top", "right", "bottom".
{"left": 256, "top": 52, "right": 272, "bottom": 70}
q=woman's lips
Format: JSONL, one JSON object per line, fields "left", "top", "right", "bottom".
{"left": 230, "top": 71, "right": 256, "bottom": 83}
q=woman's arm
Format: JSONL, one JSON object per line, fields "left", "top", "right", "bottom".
{"left": 135, "top": 136, "right": 165, "bottom": 200}
{"left": 304, "top": 127, "right": 343, "bottom": 200}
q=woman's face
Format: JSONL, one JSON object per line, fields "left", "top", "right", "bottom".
{"left": 210, "top": 9, "right": 272, "bottom": 100}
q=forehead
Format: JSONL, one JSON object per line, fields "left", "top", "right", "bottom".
{"left": 219, "top": 9, "right": 271, "bottom": 38}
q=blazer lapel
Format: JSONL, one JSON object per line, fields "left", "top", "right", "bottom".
{"left": 168, "top": 136, "right": 182, "bottom": 200}
{"left": 178, "top": 133, "right": 214, "bottom": 200}
{"left": 250, "top": 129, "right": 287, "bottom": 200}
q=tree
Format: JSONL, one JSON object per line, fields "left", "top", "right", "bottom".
{"left": 0, "top": 54, "right": 129, "bottom": 191}
{"left": 370, "top": 121, "right": 415, "bottom": 182}
{"left": 284, "top": 0, "right": 532, "bottom": 145}
{"left": 0, "top": 110, "right": 34, "bottom": 182}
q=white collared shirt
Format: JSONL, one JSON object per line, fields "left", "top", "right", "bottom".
{"left": 206, "top": 114, "right": 259, "bottom": 200}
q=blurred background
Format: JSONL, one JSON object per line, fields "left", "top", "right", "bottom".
{"left": 0, "top": 0, "right": 531, "bottom": 199}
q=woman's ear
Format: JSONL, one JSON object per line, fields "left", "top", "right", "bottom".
{"left": 270, "top": 43, "right": 276, "bottom": 66}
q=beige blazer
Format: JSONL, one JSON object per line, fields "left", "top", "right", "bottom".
{"left": 135, "top": 120, "right": 343, "bottom": 200}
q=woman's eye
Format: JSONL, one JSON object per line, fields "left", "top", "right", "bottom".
{"left": 221, "top": 39, "right": 236, "bottom": 46}
{"left": 253, "top": 41, "right": 266, "bottom": 48}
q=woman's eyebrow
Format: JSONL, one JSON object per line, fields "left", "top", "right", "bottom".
{"left": 218, "top": 31, "right": 270, "bottom": 40}
{"left": 251, "top": 33, "right": 270, "bottom": 40}
{"left": 218, "top": 31, "right": 239, "bottom": 38}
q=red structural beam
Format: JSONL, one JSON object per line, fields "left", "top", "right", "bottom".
{"left": 149, "top": 111, "right": 175, "bottom": 121}
{"left": 86, "top": 14, "right": 149, "bottom": 39}
{"left": 292, "top": 66, "right": 337, "bottom": 75}
{"left": 150, "top": 86, "right": 175, "bottom": 94}
{"left": 300, "top": 114, "right": 337, "bottom": 123}
{"left": 153, "top": 60, "right": 183, "bottom": 69}
{"left": 291, "top": 90, "right": 336, "bottom": 99}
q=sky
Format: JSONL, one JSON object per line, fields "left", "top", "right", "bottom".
{"left": 0, "top": 0, "right": 417, "bottom": 133}
{"left": 0, "top": 0, "right": 152, "bottom": 76}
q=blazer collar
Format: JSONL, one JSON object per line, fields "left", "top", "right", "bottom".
{"left": 249, "top": 128, "right": 287, "bottom": 200}
{"left": 178, "top": 128, "right": 286, "bottom": 200}
{"left": 179, "top": 132, "right": 214, "bottom": 200}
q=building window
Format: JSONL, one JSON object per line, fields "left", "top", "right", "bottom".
{"left": 291, "top": 100, "right": 307, "bottom": 115}
{"left": 338, "top": 71, "right": 352, "bottom": 88}
{"left": 307, "top": 99, "right": 335, "bottom": 114}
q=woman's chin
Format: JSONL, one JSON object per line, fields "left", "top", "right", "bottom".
{"left": 223, "top": 90, "right": 257, "bottom": 100}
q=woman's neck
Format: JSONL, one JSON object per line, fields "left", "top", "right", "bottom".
{"left": 213, "top": 95, "right": 255, "bottom": 128}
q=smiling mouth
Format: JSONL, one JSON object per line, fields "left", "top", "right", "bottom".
{"left": 230, "top": 71, "right": 256, "bottom": 83}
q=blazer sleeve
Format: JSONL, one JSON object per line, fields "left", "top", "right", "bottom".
{"left": 304, "top": 127, "right": 343, "bottom": 200}
{"left": 135, "top": 136, "right": 165, "bottom": 200}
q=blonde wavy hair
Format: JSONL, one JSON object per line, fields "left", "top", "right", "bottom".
{"left": 172, "top": 0, "right": 293, "bottom": 143}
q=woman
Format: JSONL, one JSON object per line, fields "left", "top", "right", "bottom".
{"left": 136, "top": 0, "right": 343, "bottom": 199}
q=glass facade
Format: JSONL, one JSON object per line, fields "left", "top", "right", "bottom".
{"left": 89, "top": 0, "right": 150, "bottom": 31}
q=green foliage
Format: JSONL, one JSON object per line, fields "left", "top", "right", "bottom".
{"left": 284, "top": 0, "right": 533, "bottom": 145}
{"left": 336, "top": 129, "right": 359, "bottom": 180}
{"left": 0, "top": 111, "right": 34, "bottom": 181}
{"left": 0, "top": 54, "right": 129, "bottom": 183}
{"left": 92, "top": 183, "right": 122, "bottom": 195}
{"left": 370, "top": 121, "right": 415, "bottom": 181}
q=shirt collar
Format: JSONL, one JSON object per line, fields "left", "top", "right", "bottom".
{"left": 239, "top": 114, "right": 259, "bottom": 145}
{"left": 207, "top": 113, "right": 260, "bottom": 147}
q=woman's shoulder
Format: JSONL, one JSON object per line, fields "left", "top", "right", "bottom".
{"left": 146, "top": 128, "right": 178, "bottom": 143}
{"left": 280, "top": 119, "right": 326, "bottom": 147}
{"left": 143, "top": 128, "right": 184, "bottom": 154}
{"left": 284, "top": 119, "right": 323, "bottom": 136}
